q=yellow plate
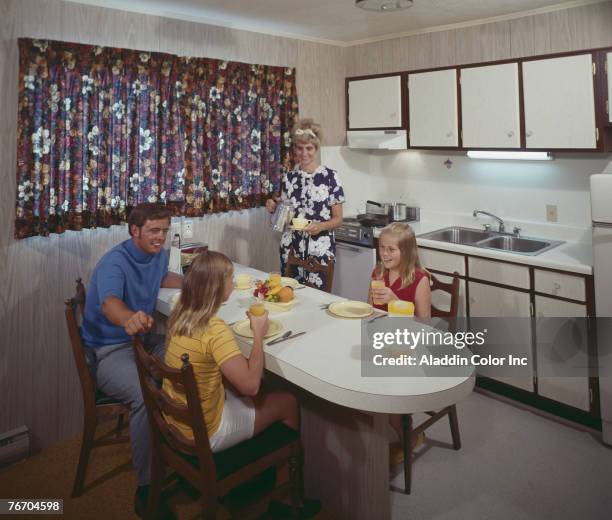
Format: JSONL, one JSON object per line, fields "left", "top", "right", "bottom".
{"left": 328, "top": 301, "right": 373, "bottom": 319}
{"left": 232, "top": 319, "right": 283, "bottom": 339}
{"left": 234, "top": 283, "right": 253, "bottom": 290}
{"left": 281, "top": 277, "right": 303, "bottom": 288}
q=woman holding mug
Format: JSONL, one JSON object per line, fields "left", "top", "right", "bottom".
{"left": 266, "top": 119, "right": 345, "bottom": 289}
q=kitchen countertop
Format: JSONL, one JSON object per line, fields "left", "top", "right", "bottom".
{"left": 156, "top": 263, "right": 474, "bottom": 414}
{"left": 373, "top": 215, "right": 592, "bottom": 275}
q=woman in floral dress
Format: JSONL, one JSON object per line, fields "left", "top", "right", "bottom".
{"left": 266, "top": 119, "right": 345, "bottom": 289}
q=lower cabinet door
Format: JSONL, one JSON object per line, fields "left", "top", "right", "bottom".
{"left": 535, "top": 296, "right": 590, "bottom": 411}
{"left": 469, "top": 281, "right": 533, "bottom": 391}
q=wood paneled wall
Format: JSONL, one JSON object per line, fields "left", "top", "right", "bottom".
{"left": 346, "top": 1, "right": 612, "bottom": 76}
{"left": 0, "top": 0, "right": 345, "bottom": 449}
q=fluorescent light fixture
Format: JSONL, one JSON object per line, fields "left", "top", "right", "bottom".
{"left": 467, "top": 151, "right": 552, "bottom": 161}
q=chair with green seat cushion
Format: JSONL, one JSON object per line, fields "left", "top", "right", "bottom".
{"left": 132, "top": 336, "right": 302, "bottom": 519}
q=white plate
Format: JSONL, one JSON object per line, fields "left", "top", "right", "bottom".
{"left": 281, "top": 277, "right": 302, "bottom": 288}
{"left": 328, "top": 301, "right": 373, "bottom": 319}
{"left": 232, "top": 319, "right": 283, "bottom": 339}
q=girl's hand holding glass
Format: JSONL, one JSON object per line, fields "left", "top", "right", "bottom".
{"left": 371, "top": 285, "right": 397, "bottom": 305}
{"left": 247, "top": 303, "right": 269, "bottom": 339}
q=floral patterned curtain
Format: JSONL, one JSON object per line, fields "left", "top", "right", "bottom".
{"left": 15, "top": 38, "right": 298, "bottom": 238}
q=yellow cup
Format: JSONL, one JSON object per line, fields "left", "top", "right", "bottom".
{"left": 371, "top": 279, "right": 385, "bottom": 306}
{"left": 249, "top": 301, "right": 266, "bottom": 317}
{"left": 388, "top": 300, "right": 415, "bottom": 317}
{"left": 269, "top": 271, "right": 281, "bottom": 288}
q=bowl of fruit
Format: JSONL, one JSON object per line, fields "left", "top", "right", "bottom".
{"left": 253, "top": 280, "right": 296, "bottom": 312}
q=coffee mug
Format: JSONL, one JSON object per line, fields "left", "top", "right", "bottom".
{"left": 235, "top": 273, "right": 253, "bottom": 288}
{"left": 292, "top": 217, "right": 311, "bottom": 230}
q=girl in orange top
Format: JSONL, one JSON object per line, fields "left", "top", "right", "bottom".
{"left": 369, "top": 222, "right": 431, "bottom": 318}
{"left": 164, "top": 251, "right": 298, "bottom": 452}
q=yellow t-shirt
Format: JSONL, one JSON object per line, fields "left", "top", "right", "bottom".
{"left": 163, "top": 316, "right": 242, "bottom": 439}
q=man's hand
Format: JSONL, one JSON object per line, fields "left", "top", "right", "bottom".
{"left": 124, "top": 310, "right": 154, "bottom": 335}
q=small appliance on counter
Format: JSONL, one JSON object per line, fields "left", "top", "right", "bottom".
{"left": 179, "top": 242, "right": 208, "bottom": 274}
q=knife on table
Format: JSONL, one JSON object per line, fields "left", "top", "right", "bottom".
{"left": 268, "top": 331, "right": 307, "bottom": 346}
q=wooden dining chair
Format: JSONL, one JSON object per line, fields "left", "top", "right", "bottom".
{"left": 284, "top": 248, "right": 335, "bottom": 293}
{"left": 65, "top": 278, "right": 129, "bottom": 497}
{"left": 399, "top": 272, "right": 462, "bottom": 495}
{"left": 133, "top": 336, "right": 303, "bottom": 519}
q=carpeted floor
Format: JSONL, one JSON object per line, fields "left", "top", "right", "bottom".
{"left": 0, "top": 421, "right": 328, "bottom": 520}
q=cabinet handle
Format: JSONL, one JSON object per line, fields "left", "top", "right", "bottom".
{"left": 526, "top": 130, "right": 533, "bottom": 138}
{"left": 446, "top": 131, "right": 453, "bottom": 138}
{"left": 507, "top": 131, "right": 514, "bottom": 138}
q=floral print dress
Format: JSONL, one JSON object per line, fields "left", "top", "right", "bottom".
{"left": 279, "top": 165, "right": 345, "bottom": 289}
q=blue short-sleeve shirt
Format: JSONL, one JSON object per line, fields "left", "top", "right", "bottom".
{"left": 81, "top": 239, "right": 168, "bottom": 347}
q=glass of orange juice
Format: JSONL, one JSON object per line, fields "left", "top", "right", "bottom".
{"left": 269, "top": 271, "right": 281, "bottom": 288}
{"left": 388, "top": 300, "right": 415, "bottom": 317}
{"left": 249, "top": 300, "right": 266, "bottom": 317}
{"left": 371, "top": 279, "right": 385, "bottom": 305}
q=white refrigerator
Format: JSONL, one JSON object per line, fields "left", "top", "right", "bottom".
{"left": 590, "top": 174, "right": 612, "bottom": 445}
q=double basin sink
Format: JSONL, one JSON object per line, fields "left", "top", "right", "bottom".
{"left": 418, "top": 226, "right": 564, "bottom": 256}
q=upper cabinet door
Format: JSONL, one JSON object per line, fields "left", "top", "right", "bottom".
{"left": 460, "top": 63, "right": 520, "bottom": 148}
{"left": 408, "top": 69, "right": 458, "bottom": 147}
{"left": 347, "top": 75, "right": 402, "bottom": 129}
{"left": 522, "top": 54, "right": 596, "bottom": 149}
{"left": 607, "top": 52, "right": 612, "bottom": 124}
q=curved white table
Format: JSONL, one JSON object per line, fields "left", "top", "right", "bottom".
{"left": 157, "top": 264, "right": 474, "bottom": 519}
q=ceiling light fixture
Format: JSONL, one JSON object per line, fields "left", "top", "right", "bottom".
{"left": 467, "top": 151, "right": 553, "bottom": 161}
{"left": 356, "top": 0, "right": 414, "bottom": 12}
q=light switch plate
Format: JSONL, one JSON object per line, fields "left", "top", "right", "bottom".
{"left": 183, "top": 219, "right": 194, "bottom": 239}
{"left": 546, "top": 205, "right": 558, "bottom": 223}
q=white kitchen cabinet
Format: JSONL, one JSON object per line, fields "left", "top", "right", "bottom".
{"left": 468, "top": 257, "right": 530, "bottom": 289}
{"left": 534, "top": 296, "right": 590, "bottom": 411}
{"left": 607, "top": 52, "right": 612, "bottom": 124}
{"left": 418, "top": 247, "right": 465, "bottom": 276}
{"left": 347, "top": 75, "right": 402, "bottom": 129}
{"left": 468, "top": 281, "right": 533, "bottom": 391}
{"left": 534, "top": 269, "right": 586, "bottom": 302}
{"left": 522, "top": 53, "right": 597, "bottom": 149}
{"left": 460, "top": 63, "right": 520, "bottom": 148}
{"left": 408, "top": 69, "right": 458, "bottom": 147}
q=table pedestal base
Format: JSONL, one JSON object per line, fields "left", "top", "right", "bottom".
{"left": 301, "top": 396, "right": 391, "bottom": 520}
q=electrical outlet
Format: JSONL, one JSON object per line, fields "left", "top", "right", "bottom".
{"left": 183, "top": 219, "right": 194, "bottom": 239}
{"left": 546, "top": 205, "right": 558, "bottom": 223}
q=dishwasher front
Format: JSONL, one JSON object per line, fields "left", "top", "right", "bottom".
{"left": 331, "top": 241, "right": 377, "bottom": 301}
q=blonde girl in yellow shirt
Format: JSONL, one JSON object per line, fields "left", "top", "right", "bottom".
{"left": 164, "top": 251, "right": 298, "bottom": 451}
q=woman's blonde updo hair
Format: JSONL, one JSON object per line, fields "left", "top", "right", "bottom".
{"left": 291, "top": 118, "right": 322, "bottom": 150}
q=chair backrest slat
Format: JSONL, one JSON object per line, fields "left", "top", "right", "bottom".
{"left": 430, "top": 272, "right": 460, "bottom": 328}
{"left": 284, "top": 248, "right": 335, "bottom": 293}
{"left": 133, "top": 337, "right": 219, "bottom": 489}
{"left": 65, "top": 278, "right": 96, "bottom": 411}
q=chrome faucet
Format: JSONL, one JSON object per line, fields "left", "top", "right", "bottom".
{"left": 473, "top": 210, "right": 505, "bottom": 233}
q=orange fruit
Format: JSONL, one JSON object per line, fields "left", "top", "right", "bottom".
{"left": 278, "top": 286, "right": 294, "bottom": 303}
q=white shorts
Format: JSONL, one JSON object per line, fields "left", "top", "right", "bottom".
{"left": 208, "top": 388, "right": 256, "bottom": 452}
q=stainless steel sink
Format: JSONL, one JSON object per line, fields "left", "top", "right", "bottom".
{"left": 418, "top": 226, "right": 564, "bottom": 256}
{"left": 418, "top": 226, "right": 494, "bottom": 245}
{"left": 476, "top": 236, "right": 564, "bottom": 255}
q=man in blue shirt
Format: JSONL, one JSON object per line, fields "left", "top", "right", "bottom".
{"left": 82, "top": 203, "right": 182, "bottom": 517}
